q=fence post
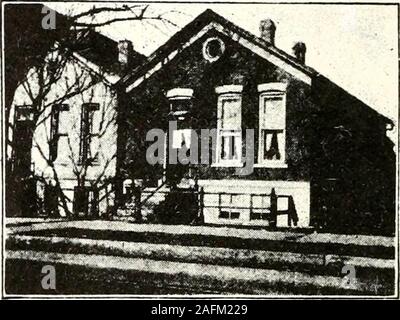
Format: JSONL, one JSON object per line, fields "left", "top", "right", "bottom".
{"left": 134, "top": 186, "right": 142, "bottom": 222}
{"left": 198, "top": 187, "right": 205, "bottom": 224}
{"left": 270, "top": 188, "right": 277, "bottom": 227}
{"left": 288, "top": 196, "right": 298, "bottom": 227}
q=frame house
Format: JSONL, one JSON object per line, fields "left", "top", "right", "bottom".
{"left": 8, "top": 27, "right": 145, "bottom": 219}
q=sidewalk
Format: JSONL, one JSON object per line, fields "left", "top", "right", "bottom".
{"left": 6, "top": 218, "right": 395, "bottom": 248}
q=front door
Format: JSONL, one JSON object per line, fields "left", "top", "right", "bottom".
{"left": 73, "top": 186, "right": 99, "bottom": 218}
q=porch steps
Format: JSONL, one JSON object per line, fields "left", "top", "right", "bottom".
{"left": 115, "top": 187, "right": 169, "bottom": 221}
{"left": 140, "top": 187, "right": 169, "bottom": 220}
{"left": 5, "top": 220, "right": 395, "bottom": 295}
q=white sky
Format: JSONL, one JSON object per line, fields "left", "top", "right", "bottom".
{"left": 48, "top": 1, "right": 398, "bottom": 142}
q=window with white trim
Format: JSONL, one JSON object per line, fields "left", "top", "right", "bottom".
{"left": 166, "top": 88, "right": 193, "bottom": 116}
{"left": 166, "top": 88, "right": 193, "bottom": 149}
{"left": 216, "top": 85, "right": 243, "bottom": 165}
{"left": 250, "top": 194, "right": 271, "bottom": 220}
{"left": 15, "top": 105, "right": 35, "bottom": 122}
{"left": 218, "top": 194, "right": 241, "bottom": 219}
{"left": 202, "top": 37, "right": 225, "bottom": 62}
{"left": 258, "top": 83, "right": 287, "bottom": 166}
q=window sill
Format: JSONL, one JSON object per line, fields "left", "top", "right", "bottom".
{"left": 211, "top": 162, "right": 288, "bottom": 169}
{"left": 57, "top": 162, "right": 71, "bottom": 166}
{"left": 212, "top": 162, "right": 243, "bottom": 168}
{"left": 77, "top": 161, "right": 101, "bottom": 167}
{"left": 253, "top": 162, "right": 288, "bottom": 168}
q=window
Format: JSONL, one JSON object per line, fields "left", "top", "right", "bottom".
{"left": 170, "top": 99, "right": 192, "bottom": 115}
{"left": 166, "top": 88, "right": 194, "bottom": 152}
{"left": 216, "top": 85, "right": 243, "bottom": 165}
{"left": 250, "top": 194, "right": 271, "bottom": 220}
{"left": 49, "top": 104, "right": 69, "bottom": 162}
{"left": 218, "top": 194, "right": 241, "bottom": 219}
{"left": 258, "top": 83, "right": 287, "bottom": 166}
{"left": 79, "top": 103, "right": 99, "bottom": 165}
{"left": 172, "top": 129, "right": 192, "bottom": 148}
{"left": 166, "top": 88, "right": 193, "bottom": 116}
{"left": 13, "top": 105, "right": 35, "bottom": 174}
{"left": 202, "top": 37, "right": 225, "bottom": 62}
{"left": 15, "top": 105, "right": 35, "bottom": 122}
{"left": 261, "top": 129, "right": 284, "bottom": 161}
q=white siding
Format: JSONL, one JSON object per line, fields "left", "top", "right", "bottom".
{"left": 8, "top": 54, "right": 118, "bottom": 216}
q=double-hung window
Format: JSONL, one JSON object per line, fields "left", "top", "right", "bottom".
{"left": 216, "top": 85, "right": 243, "bottom": 165}
{"left": 218, "top": 194, "right": 241, "bottom": 219}
{"left": 49, "top": 104, "right": 69, "bottom": 162}
{"left": 13, "top": 105, "right": 35, "bottom": 173}
{"left": 79, "top": 103, "right": 100, "bottom": 165}
{"left": 258, "top": 83, "right": 287, "bottom": 167}
{"left": 250, "top": 194, "right": 271, "bottom": 220}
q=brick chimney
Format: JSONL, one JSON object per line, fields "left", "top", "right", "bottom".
{"left": 292, "top": 42, "right": 306, "bottom": 64}
{"left": 118, "top": 40, "right": 134, "bottom": 67}
{"left": 260, "top": 19, "right": 276, "bottom": 45}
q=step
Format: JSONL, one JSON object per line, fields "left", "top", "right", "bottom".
{"left": 141, "top": 188, "right": 169, "bottom": 205}
{"left": 6, "top": 250, "right": 391, "bottom": 295}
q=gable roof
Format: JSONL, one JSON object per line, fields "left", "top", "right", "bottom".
{"left": 71, "top": 28, "right": 146, "bottom": 75}
{"left": 122, "top": 9, "right": 392, "bottom": 125}
{"left": 122, "top": 9, "right": 316, "bottom": 90}
{"left": 49, "top": 28, "right": 147, "bottom": 86}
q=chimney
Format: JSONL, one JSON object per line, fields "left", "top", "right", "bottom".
{"left": 292, "top": 42, "right": 306, "bottom": 64}
{"left": 118, "top": 40, "right": 134, "bottom": 67}
{"left": 259, "top": 19, "right": 276, "bottom": 45}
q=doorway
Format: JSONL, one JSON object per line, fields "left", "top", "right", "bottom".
{"left": 73, "top": 186, "right": 99, "bottom": 219}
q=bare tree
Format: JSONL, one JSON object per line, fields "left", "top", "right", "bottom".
{"left": 6, "top": 3, "right": 179, "bottom": 218}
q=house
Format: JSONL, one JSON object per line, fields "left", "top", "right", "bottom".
{"left": 7, "top": 27, "right": 145, "bottom": 218}
{"left": 8, "top": 9, "right": 395, "bottom": 235}
{"left": 116, "top": 10, "right": 395, "bottom": 235}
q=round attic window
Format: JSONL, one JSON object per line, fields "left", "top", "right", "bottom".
{"left": 202, "top": 37, "right": 225, "bottom": 62}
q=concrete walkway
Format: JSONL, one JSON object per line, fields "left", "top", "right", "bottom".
{"left": 9, "top": 234, "right": 395, "bottom": 270}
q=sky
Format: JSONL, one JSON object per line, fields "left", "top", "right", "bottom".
{"left": 49, "top": 1, "right": 398, "bottom": 143}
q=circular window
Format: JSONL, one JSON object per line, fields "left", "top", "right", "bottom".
{"left": 202, "top": 37, "right": 225, "bottom": 62}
